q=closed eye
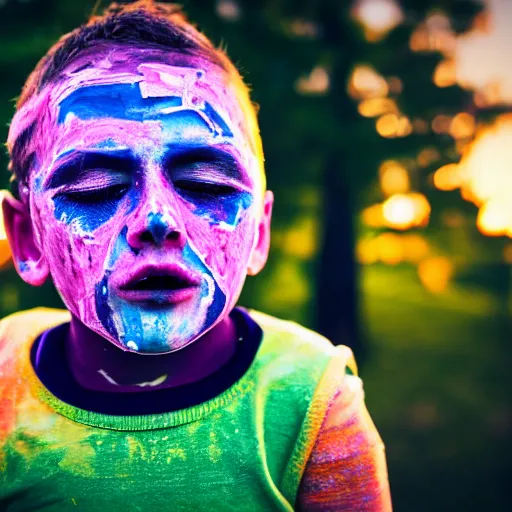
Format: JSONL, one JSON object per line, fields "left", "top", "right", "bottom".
{"left": 174, "top": 180, "right": 237, "bottom": 196}
{"left": 56, "top": 184, "right": 129, "bottom": 204}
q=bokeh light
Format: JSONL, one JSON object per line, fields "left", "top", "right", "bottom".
{"left": 296, "top": 65, "right": 330, "bottom": 95}
{"left": 382, "top": 193, "right": 431, "bottom": 230}
{"left": 417, "top": 257, "right": 454, "bottom": 293}
{"left": 0, "top": 194, "right": 12, "bottom": 269}
{"left": 357, "top": 97, "right": 397, "bottom": 117}
{"left": 348, "top": 64, "right": 389, "bottom": 99}
{"left": 379, "top": 160, "right": 410, "bottom": 196}
{"left": 376, "top": 113, "right": 412, "bottom": 138}
{"left": 351, "top": 0, "right": 403, "bottom": 42}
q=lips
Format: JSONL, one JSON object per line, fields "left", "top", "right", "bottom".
{"left": 113, "top": 263, "right": 201, "bottom": 304}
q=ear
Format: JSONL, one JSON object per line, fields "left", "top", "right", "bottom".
{"left": 1, "top": 191, "right": 49, "bottom": 286}
{"left": 247, "top": 190, "right": 273, "bottom": 276}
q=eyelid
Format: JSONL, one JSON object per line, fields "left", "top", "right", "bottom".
{"left": 52, "top": 171, "right": 131, "bottom": 193}
{"left": 173, "top": 176, "right": 251, "bottom": 194}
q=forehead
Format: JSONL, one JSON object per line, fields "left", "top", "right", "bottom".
{"left": 10, "top": 46, "right": 265, "bottom": 192}
{"left": 55, "top": 52, "right": 243, "bottom": 141}
{"left": 38, "top": 48, "right": 263, "bottom": 187}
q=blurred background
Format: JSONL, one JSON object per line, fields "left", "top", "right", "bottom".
{"left": 0, "top": 0, "right": 511, "bottom": 509}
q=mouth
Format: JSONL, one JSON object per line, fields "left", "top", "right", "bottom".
{"left": 114, "top": 263, "right": 201, "bottom": 305}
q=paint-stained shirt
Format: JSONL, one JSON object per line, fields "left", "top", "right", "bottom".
{"left": 0, "top": 308, "right": 390, "bottom": 511}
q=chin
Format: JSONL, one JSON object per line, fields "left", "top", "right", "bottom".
{"left": 107, "top": 308, "right": 206, "bottom": 354}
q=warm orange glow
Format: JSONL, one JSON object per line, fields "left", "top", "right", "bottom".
{"left": 454, "top": 1, "right": 512, "bottom": 106}
{"left": 402, "top": 234, "right": 429, "bottom": 263}
{"left": 361, "top": 203, "right": 385, "bottom": 227}
{"left": 0, "top": 210, "right": 6, "bottom": 242}
{"left": 379, "top": 160, "right": 410, "bottom": 196}
{"left": 476, "top": 199, "right": 512, "bottom": 237}
{"left": 433, "top": 59, "right": 457, "bottom": 88}
{"left": 348, "top": 65, "right": 389, "bottom": 100}
{"left": 433, "top": 163, "right": 464, "bottom": 191}
{"left": 356, "top": 232, "right": 430, "bottom": 265}
{"left": 351, "top": 0, "right": 403, "bottom": 42}
{"left": 0, "top": 200, "right": 12, "bottom": 269}
{"left": 449, "top": 112, "right": 476, "bottom": 140}
{"left": 376, "top": 232, "right": 404, "bottom": 265}
{"left": 0, "top": 239, "right": 11, "bottom": 269}
{"left": 409, "top": 12, "right": 455, "bottom": 54}
{"left": 417, "top": 147, "right": 441, "bottom": 168}
{"left": 409, "top": 26, "right": 430, "bottom": 52}
{"left": 382, "top": 193, "right": 431, "bottom": 230}
{"left": 431, "top": 114, "right": 452, "bottom": 134}
{"left": 418, "top": 257, "right": 453, "bottom": 293}
{"left": 296, "top": 66, "right": 330, "bottom": 95}
{"left": 376, "top": 114, "right": 412, "bottom": 138}
{"left": 356, "top": 238, "right": 379, "bottom": 264}
{"left": 504, "top": 243, "right": 512, "bottom": 264}
{"left": 458, "top": 114, "right": 512, "bottom": 208}
{"left": 357, "top": 97, "right": 397, "bottom": 118}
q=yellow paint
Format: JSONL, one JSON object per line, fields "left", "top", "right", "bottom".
{"left": 58, "top": 442, "right": 95, "bottom": 477}
{"left": 167, "top": 447, "right": 187, "bottom": 462}
{"left": 127, "top": 436, "right": 148, "bottom": 461}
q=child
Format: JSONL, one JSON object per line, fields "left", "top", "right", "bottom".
{"left": 0, "top": 1, "right": 391, "bottom": 510}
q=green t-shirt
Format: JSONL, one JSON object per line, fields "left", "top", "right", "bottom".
{"left": 0, "top": 308, "right": 355, "bottom": 511}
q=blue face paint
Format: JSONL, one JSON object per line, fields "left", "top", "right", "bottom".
{"left": 58, "top": 83, "right": 233, "bottom": 139}
{"left": 58, "top": 83, "right": 182, "bottom": 123}
{"left": 18, "top": 261, "right": 30, "bottom": 273}
{"left": 182, "top": 243, "right": 226, "bottom": 333}
{"left": 52, "top": 194, "right": 125, "bottom": 232}
{"left": 95, "top": 231, "right": 227, "bottom": 352}
{"left": 181, "top": 190, "right": 253, "bottom": 227}
{"left": 44, "top": 74, "right": 255, "bottom": 354}
{"left": 147, "top": 212, "right": 171, "bottom": 245}
{"left": 203, "top": 102, "right": 233, "bottom": 137}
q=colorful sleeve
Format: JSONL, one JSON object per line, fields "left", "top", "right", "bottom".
{"left": 295, "top": 363, "right": 392, "bottom": 511}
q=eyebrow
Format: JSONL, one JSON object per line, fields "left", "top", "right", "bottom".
{"left": 164, "top": 146, "right": 243, "bottom": 181}
{"left": 46, "top": 150, "right": 139, "bottom": 189}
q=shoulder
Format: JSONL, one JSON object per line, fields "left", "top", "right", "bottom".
{"left": 0, "top": 307, "right": 70, "bottom": 347}
{"left": 245, "top": 311, "right": 360, "bottom": 504}
{"left": 247, "top": 309, "right": 356, "bottom": 388}
{"left": 248, "top": 309, "right": 338, "bottom": 360}
{"left": 0, "top": 308, "right": 69, "bottom": 448}
{"left": 0, "top": 307, "right": 70, "bottom": 368}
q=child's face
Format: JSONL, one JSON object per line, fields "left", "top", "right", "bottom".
{"left": 8, "top": 48, "right": 272, "bottom": 353}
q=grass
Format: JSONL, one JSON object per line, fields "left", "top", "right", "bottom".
{"left": 359, "top": 264, "right": 512, "bottom": 512}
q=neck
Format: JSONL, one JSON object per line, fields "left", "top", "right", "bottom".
{"left": 65, "top": 313, "right": 238, "bottom": 393}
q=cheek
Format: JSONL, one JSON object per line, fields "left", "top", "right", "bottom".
{"left": 187, "top": 192, "right": 253, "bottom": 227}
{"left": 184, "top": 206, "right": 257, "bottom": 293}
{"left": 34, "top": 196, "right": 124, "bottom": 310}
{"left": 52, "top": 196, "right": 123, "bottom": 232}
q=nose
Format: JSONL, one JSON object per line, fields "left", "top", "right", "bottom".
{"left": 126, "top": 207, "right": 186, "bottom": 251}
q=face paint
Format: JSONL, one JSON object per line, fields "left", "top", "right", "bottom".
{"left": 24, "top": 49, "right": 263, "bottom": 354}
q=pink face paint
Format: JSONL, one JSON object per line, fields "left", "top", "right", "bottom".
{"left": 18, "top": 48, "right": 264, "bottom": 354}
